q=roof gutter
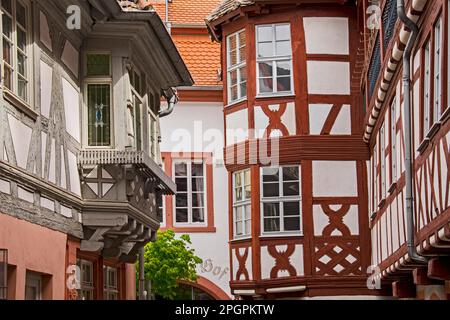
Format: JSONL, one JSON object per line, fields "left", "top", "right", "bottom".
{"left": 397, "top": 0, "right": 427, "bottom": 265}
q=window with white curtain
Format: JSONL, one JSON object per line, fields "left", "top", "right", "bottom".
{"left": 433, "top": 17, "right": 442, "bottom": 123}
{"left": 256, "top": 23, "right": 293, "bottom": 95}
{"left": 2, "top": 0, "right": 30, "bottom": 102}
{"left": 174, "top": 160, "right": 206, "bottom": 225}
{"left": 261, "top": 166, "right": 301, "bottom": 234}
{"left": 233, "top": 169, "right": 251, "bottom": 238}
{"left": 227, "top": 29, "right": 247, "bottom": 104}
{"left": 390, "top": 97, "right": 397, "bottom": 184}
{"left": 424, "top": 40, "right": 431, "bottom": 133}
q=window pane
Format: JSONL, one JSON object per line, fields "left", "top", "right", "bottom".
{"left": 257, "top": 25, "right": 272, "bottom": 42}
{"left": 192, "top": 178, "right": 204, "bottom": 192}
{"left": 257, "top": 42, "right": 273, "bottom": 58}
{"left": 3, "top": 41, "right": 12, "bottom": 64}
{"left": 276, "top": 40, "right": 291, "bottom": 56}
{"left": 17, "top": 28, "right": 26, "bottom": 52}
{"left": 192, "top": 163, "right": 203, "bottom": 177}
{"left": 17, "top": 52, "right": 26, "bottom": 76}
{"left": 175, "top": 178, "right": 187, "bottom": 192}
{"left": 229, "top": 34, "right": 237, "bottom": 52}
{"left": 244, "top": 185, "right": 251, "bottom": 199}
{"left": 244, "top": 170, "right": 251, "bottom": 185}
{"left": 235, "top": 172, "right": 242, "bottom": 187}
{"left": 283, "top": 182, "right": 299, "bottom": 196}
{"left": 235, "top": 206, "right": 243, "bottom": 221}
{"left": 284, "top": 216, "right": 300, "bottom": 231}
{"left": 259, "top": 62, "right": 273, "bottom": 77}
{"left": 244, "top": 219, "right": 251, "bottom": 235}
{"left": 262, "top": 167, "right": 279, "bottom": 182}
{"left": 176, "top": 209, "right": 188, "bottom": 223}
{"left": 283, "top": 167, "right": 299, "bottom": 181}
{"left": 175, "top": 163, "right": 187, "bottom": 176}
{"left": 87, "top": 54, "right": 110, "bottom": 76}
{"left": 176, "top": 193, "right": 188, "bottom": 208}
{"left": 277, "top": 77, "right": 291, "bottom": 92}
{"left": 263, "top": 202, "right": 280, "bottom": 217}
{"left": 236, "top": 221, "right": 243, "bottom": 235}
{"left": 18, "top": 77, "right": 27, "bottom": 100}
{"left": 2, "top": 0, "right": 12, "bottom": 13}
{"left": 275, "top": 24, "right": 290, "bottom": 41}
{"left": 192, "top": 209, "right": 205, "bottom": 223}
{"left": 264, "top": 218, "right": 280, "bottom": 232}
{"left": 259, "top": 78, "right": 273, "bottom": 93}
{"left": 284, "top": 201, "right": 300, "bottom": 216}
{"left": 230, "top": 85, "right": 238, "bottom": 102}
{"left": 4, "top": 65, "right": 12, "bottom": 90}
{"left": 17, "top": 3, "right": 27, "bottom": 28}
{"left": 229, "top": 69, "right": 238, "bottom": 86}
{"left": 263, "top": 183, "right": 279, "bottom": 197}
{"left": 245, "top": 205, "right": 251, "bottom": 219}
{"left": 276, "top": 61, "right": 291, "bottom": 76}
{"left": 87, "top": 84, "right": 111, "bottom": 146}
{"left": 229, "top": 49, "right": 237, "bottom": 66}
{"left": 192, "top": 193, "right": 204, "bottom": 207}
{"left": 235, "top": 187, "right": 242, "bottom": 201}
{"left": 2, "top": 15, "right": 12, "bottom": 39}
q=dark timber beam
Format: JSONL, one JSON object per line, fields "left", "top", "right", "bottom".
{"left": 413, "top": 268, "right": 443, "bottom": 285}
{"left": 428, "top": 258, "right": 450, "bottom": 281}
{"left": 392, "top": 281, "right": 416, "bottom": 299}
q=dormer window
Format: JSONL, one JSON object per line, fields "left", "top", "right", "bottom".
{"left": 256, "top": 23, "right": 293, "bottom": 96}
{"left": 85, "top": 53, "right": 112, "bottom": 147}
{"left": 226, "top": 29, "right": 247, "bottom": 104}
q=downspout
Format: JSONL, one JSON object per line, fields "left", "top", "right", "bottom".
{"left": 397, "top": 0, "right": 427, "bottom": 264}
{"left": 165, "top": 0, "right": 172, "bottom": 34}
{"left": 138, "top": 247, "right": 146, "bottom": 300}
{"left": 159, "top": 88, "right": 179, "bottom": 118}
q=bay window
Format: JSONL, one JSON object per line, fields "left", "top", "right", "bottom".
{"left": 227, "top": 29, "right": 247, "bottom": 104}
{"left": 86, "top": 53, "right": 112, "bottom": 147}
{"left": 2, "top": 0, "right": 30, "bottom": 102}
{"left": 433, "top": 18, "right": 442, "bottom": 123}
{"left": 233, "top": 169, "right": 251, "bottom": 238}
{"left": 256, "top": 23, "right": 292, "bottom": 95}
{"left": 174, "top": 160, "right": 206, "bottom": 225}
{"left": 261, "top": 166, "right": 301, "bottom": 234}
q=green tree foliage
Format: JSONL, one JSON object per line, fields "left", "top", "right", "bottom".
{"left": 141, "top": 230, "right": 202, "bottom": 300}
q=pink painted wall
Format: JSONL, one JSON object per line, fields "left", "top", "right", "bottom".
{"left": 125, "top": 263, "right": 136, "bottom": 300}
{"left": 0, "top": 213, "right": 67, "bottom": 300}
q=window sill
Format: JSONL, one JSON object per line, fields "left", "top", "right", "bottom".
{"left": 260, "top": 232, "right": 302, "bottom": 238}
{"left": 161, "top": 226, "right": 216, "bottom": 233}
{"left": 417, "top": 138, "right": 430, "bottom": 155}
{"left": 255, "top": 93, "right": 295, "bottom": 100}
{"left": 231, "top": 236, "right": 252, "bottom": 243}
{"left": 3, "top": 89, "right": 37, "bottom": 120}
{"left": 226, "top": 97, "right": 247, "bottom": 108}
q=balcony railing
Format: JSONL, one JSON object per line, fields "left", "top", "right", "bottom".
{"left": 77, "top": 149, "right": 176, "bottom": 194}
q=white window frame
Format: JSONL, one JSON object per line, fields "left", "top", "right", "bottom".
{"left": 433, "top": 17, "right": 442, "bottom": 123}
{"left": 1, "top": 0, "right": 32, "bottom": 103}
{"left": 233, "top": 169, "right": 252, "bottom": 239}
{"left": 78, "top": 259, "right": 94, "bottom": 301}
{"left": 380, "top": 123, "right": 386, "bottom": 200}
{"left": 148, "top": 110, "right": 158, "bottom": 160}
{"left": 390, "top": 97, "right": 397, "bottom": 184}
{"left": 424, "top": 40, "right": 431, "bottom": 133}
{"left": 83, "top": 52, "right": 114, "bottom": 148}
{"left": 373, "top": 145, "right": 378, "bottom": 210}
{"left": 226, "top": 29, "right": 247, "bottom": 105}
{"left": 103, "top": 266, "right": 118, "bottom": 300}
{"left": 173, "top": 159, "right": 207, "bottom": 226}
{"left": 260, "top": 166, "right": 302, "bottom": 236}
{"left": 256, "top": 23, "right": 293, "bottom": 97}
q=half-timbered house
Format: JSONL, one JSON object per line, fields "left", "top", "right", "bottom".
{"left": 0, "top": 0, "right": 192, "bottom": 300}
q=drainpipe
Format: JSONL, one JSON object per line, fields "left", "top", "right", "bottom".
{"left": 138, "top": 247, "right": 146, "bottom": 300}
{"left": 397, "top": 0, "right": 427, "bottom": 264}
{"left": 165, "top": 0, "right": 172, "bottom": 34}
{"left": 159, "top": 88, "right": 178, "bottom": 118}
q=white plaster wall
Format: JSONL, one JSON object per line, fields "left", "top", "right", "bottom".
{"left": 314, "top": 204, "right": 359, "bottom": 236}
{"left": 62, "top": 78, "right": 81, "bottom": 143}
{"left": 307, "top": 61, "right": 350, "bottom": 95}
{"left": 225, "top": 108, "right": 248, "bottom": 146}
{"left": 254, "top": 106, "right": 269, "bottom": 139}
{"left": 40, "top": 60, "right": 53, "bottom": 118}
{"left": 312, "top": 161, "right": 358, "bottom": 197}
{"left": 7, "top": 114, "right": 32, "bottom": 169}
{"left": 331, "top": 104, "right": 351, "bottom": 135}
{"left": 309, "top": 104, "right": 332, "bottom": 134}
{"left": 281, "top": 102, "right": 296, "bottom": 135}
{"left": 303, "top": 17, "right": 349, "bottom": 55}
{"left": 160, "top": 101, "right": 231, "bottom": 296}
{"left": 260, "top": 244, "right": 303, "bottom": 279}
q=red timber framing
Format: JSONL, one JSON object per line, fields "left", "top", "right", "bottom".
{"left": 366, "top": 0, "right": 450, "bottom": 299}
{"left": 216, "top": 2, "right": 376, "bottom": 298}
{"left": 160, "top": 152, "right": 216, "bottom": 233}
